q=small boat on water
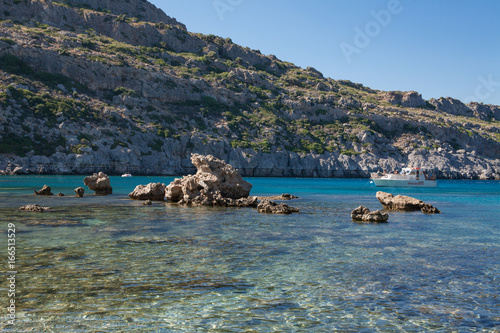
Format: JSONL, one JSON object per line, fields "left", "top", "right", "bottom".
{"left": 370, "top": 167, "right": 437, "bottom": 187}
{"left": 121, "top": 173, "right": 133, "bottom": 177}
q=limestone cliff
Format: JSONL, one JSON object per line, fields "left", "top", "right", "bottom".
{"left": 0, "top": 0, "right": 499, "bottom": 179}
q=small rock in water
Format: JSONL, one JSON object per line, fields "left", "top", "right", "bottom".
{"left": 351, "top": 205, "right": 389, "bottom": 223}
{"left": 257, "top": 199, "right": 299, "bottom": 214}
{"left": 27, "top": 219, "right": 82, "bottom": 226}
{"left": 57, "top": 193, "right": 64, "bottom": 197}
{"left": 19, "top": 204, "right": 52, "bottom": 212}
{"left": 421, "top": 204, "right": 441, "bottom": 214}
{"left": 34, "top": 185, "right": 53, "bottom": 196}
{"left": 74, "top": 187, "right": 85, "bottom": 197}
{"left": 258, "top": 193, "right": 299, "bottom": 201}
{"left": 142, "top": 200, "right": 152, "bottom": 206}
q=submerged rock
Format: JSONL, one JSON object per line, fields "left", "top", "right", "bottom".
{"left": 19, "top": 204, "right": 51, "bottom": 212}
{"left": 165, "top": 154, "right": 253, "bottom": 206}
{"left": 74, "top": 187, "right": 85, "bottom": 197}
{"left": 351, "top": 205, "right": 389, "bottom": 222}
{"left": 57, "top": 193, "right": 64, "bottom": 197}
{"left": 33, "top": 185, "right": 53, "bottom": 196}
{"left": 257, "top": 199, "right": 299, "bottom": 214}
{"left": 258, "top": 193, "right": 299, "bottom": 201}
{"left": 203, "top": 192, "right": 259, "bottom": 207}
{"left": 26, "top": 219, "right": 83, "bottom": 226}
{"left": 142, "top": 200, "right": 153, "bottom": 206}
{"left": 421, "top": 204, "right": 441, "bottom": 214}
{"left": 129, "top": 183, "right": 166, "bottom": 201}
{"left": 376, "top": 191, "right": 441, "bottom": 214}
{"left": 83, "top": 172, "right": 112, "bottom": 195}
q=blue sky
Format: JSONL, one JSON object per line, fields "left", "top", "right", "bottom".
{"left": 149, "top": 0, "right": 500, "bottom": 106}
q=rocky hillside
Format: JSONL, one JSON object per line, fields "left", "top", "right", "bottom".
{"left": 0, "top": 0, "right": 499, "bottom": 179}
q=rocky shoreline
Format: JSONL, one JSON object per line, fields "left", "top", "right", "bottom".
{"left": 1, "top": 0, "right": 499, "bottom": 181}
{"left": 1, "top": 147, "right": 499, "bottom": 179}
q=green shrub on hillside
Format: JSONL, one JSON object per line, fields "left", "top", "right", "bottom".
{"left": 6, "top": 85, "right": 99, "bottom": 122}
{"left": 0, "top": 131, "right": 66, "bottom": 157}
{"left": 0, "top": 54, "right": 33, "bottom": 75}
{"left": 0, "top": 37, "right": 16, "bottom": 45}
{"left": 113, "top": 86, "right": 137, "bottom": 97}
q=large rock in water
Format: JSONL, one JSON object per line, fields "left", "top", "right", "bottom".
{"left": 83, "top": 172, "right": 112, "bottom": 195}
{"left": 129, "top": 183, "right": 166, "bottom": 201}
{"left": 165, "top": 154, "right": 253, "bottom": 206}
{"left": 376, "top": 191, "right": 441, "bottom": 214}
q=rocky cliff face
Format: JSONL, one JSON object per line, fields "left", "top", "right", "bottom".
{"left": 0, "top": 0, "right": 499, "bottom": 179}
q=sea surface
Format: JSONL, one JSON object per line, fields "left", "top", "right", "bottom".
{"left": 0, "top": 176, "right": 499, "bottom": 332}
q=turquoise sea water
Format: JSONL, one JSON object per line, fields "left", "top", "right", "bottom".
{"left": 0, "top": 176, "right": 499, "bottom": 332}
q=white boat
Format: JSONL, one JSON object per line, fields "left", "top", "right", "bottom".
{"left": 370, "top": 167, "right": 437, "bottom": 187}
{"left": 121, "top": 173, "right": 133, "bottom": 177}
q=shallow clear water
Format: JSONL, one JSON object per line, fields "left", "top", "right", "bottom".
{"left": 0, "top": 176, "right": 499, "bottom": 331}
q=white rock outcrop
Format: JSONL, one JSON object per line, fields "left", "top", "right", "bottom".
{"left": 83, "top": 172, "right": 112, "bottom": 195}
{"left": 129, "top": 183, "right": 166, "bottom": 201}
{"left": 165, "top": 154, "right": 254, "bottom": 206}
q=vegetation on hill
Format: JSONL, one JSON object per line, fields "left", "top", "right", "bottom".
{"left": 0, "top": 0, "right": 499, "bottom": 177}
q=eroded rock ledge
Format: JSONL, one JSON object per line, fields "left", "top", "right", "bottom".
{"left": 376, "top": 191, "right": 441, "bottom": 214}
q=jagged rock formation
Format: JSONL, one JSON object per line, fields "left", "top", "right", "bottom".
{"left": 19, "top": 204, "right": 51, "bottom": 212}
{"left": 383, "top": 91, "right": 426, "bottom": 108}
{"left": 34, "top": 185, "right": 53, "bottom": 195}
{"left": 0, "top": 0, "right": 499, "bottom": 179}
{"left": 376, "top": 191, "right": 441, "bottom": 214}
{"left": 257, "top": 199, "right": 299, "bottom": 214}
{"left": 351, "top": 205, "right": 389, "bottom": 222}
{"left": 83, "top": 172, "right": 112, "bottom": 195}
{"left": 165, "top": 154, "right": 254, "bottom": 206}
{"left": 129, "top": 182, "right": 166, "bottom": 201}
